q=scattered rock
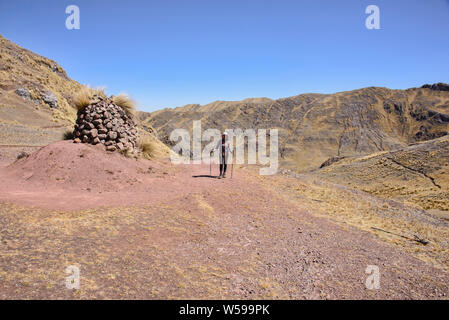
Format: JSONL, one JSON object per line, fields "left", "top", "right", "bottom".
{"left": 15, "top": 88, "right": 30, "bottom": 99}
{"left": 42, "top": 91, "right": 58, "bottom": 108}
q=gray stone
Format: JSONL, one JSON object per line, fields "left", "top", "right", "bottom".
{"left": 108, "top": 131, "right": 118, "bottom": 140}
{"left": 15, "top": 88, "right": 31, "bottom": 99}
{"left": 42, "top": 91, "right": 58, "bottom": 108}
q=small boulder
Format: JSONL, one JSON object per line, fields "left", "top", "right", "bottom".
{"left": 108, "top": 131, "right": 118, "bottom": 140}
{"left": 42, "top": 91, "right": 58, "bottom": 108}
{"left": 15, "top": 88, "right": 31, "bottom": 99}
{"left": 90, "top": 129, "right": 98, "bottom": 138}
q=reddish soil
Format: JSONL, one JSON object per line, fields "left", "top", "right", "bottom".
{"left": 0, "top": 141, "right": 448, "bottom": 299}
{"left": 0, "top": 141, "right": 239, "bottom": 210}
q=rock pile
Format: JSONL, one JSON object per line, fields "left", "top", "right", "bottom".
{"left": 73, "top": 96, "right": 138, "bottom": 153}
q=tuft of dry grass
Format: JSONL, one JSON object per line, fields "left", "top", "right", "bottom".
{"left": 16, "top": 151, "right": 29, "bottom": 160}
{"left": 138, "top": 137, "right": 156, "bottom": 159}
{"left": 63, "top": 129, "right": 74, "bottom": 140}
{"left": 73, "top": 87, "right": 106, "bottom": 111}
{"left": 112, "top": 93, "right": 136, "bottom": 116}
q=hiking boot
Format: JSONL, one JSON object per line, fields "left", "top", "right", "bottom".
{"left": 222, "top": 174, "right": 226, "bottom": 178}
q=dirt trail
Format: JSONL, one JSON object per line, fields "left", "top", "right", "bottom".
{"left": 0, "top": 141, "right": 448, "bottom": 299}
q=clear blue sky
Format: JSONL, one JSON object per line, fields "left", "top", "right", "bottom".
{"left": 1, "top": 0, "right": 448, "bottom": 112}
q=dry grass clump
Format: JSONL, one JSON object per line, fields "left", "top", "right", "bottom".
{"left": 63, "top": 129, "right": 74, "bottom": 140}
{"left": 16, "top": 151, "right": 29, "bottom": 160}
{"left": 112, "top": 93, "right": 136, "bottom": 116}
{"left": 138, "top": 137, "right": 157, "bottom": 159}
{"left": 73, "top": 87, "right": 107, "bottom": 111}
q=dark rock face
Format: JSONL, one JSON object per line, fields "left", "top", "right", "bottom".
{"left": 73, "top": 98, "right": 138, "bottom": 154}
{"left": 421, "top": 83, "right": 449, "bottom": 91}
{"left": 319, "top": 156, "right": 346, "bottom": 169}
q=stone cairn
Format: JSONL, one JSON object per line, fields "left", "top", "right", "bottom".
{"left": 72, "top": 96, "right": 138, "bottom": 153}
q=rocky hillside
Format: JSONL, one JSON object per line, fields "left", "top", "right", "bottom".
{"left": 0, "top": 34, "right": 86, "bottom": 145}
{"left": 0, "top": 34, "right": 163, "bottom": 153}
{"left": 142, "top": 85, "right": 449, "bottom": 171}
{"left": 0, "top": 36, "right": 83, "bottom": 124}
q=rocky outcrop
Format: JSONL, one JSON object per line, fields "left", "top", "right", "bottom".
{"left": 42, "top": 91, "right": 58, "bottom": 108}
{"left": 15, "top": 87, "right": 30, "bottom": 99}
{"left": 73, "top": 96, "right": 138, "bottom": 154}
{"left": 422, "top": 83, "right": 449, "bottom": 91}
{"left": 319, "top": 156, "right": 346, "bottom": 169}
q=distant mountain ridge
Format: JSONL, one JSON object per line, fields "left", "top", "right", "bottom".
{"left": 142, "top": 85, "right": 449, "bottom": 171}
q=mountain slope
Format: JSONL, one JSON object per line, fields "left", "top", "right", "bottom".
{"left": 142, "top": 86, "right": 449, "bottom": 171}
{"left": 0, "top": 34, "right": 85, "bottom": 145}
{"left": 314, "top": 135, "right": 449, "bottom": 212}
{"left": 0, "top": 35, "right": 166, "bottom": 155}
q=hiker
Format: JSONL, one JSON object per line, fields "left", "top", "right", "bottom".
{"left": 212, "top": 132, "right": 233, "bottom": 179}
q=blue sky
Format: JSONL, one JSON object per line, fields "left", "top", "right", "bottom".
{"left": 1, "top": 0, "right": 448, "bottom": 112}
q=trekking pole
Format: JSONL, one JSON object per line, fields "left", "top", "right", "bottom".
{"left": 231, "top": 153, "right": 234, "bottom": 179}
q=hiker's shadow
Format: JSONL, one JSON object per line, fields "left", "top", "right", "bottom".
{"left": 192, "top": 175, "right": 218, "bottom": 179}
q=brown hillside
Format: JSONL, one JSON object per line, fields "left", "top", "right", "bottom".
{"left": 0, "top": 35, "right": 165, "bottom": 155}
{"left": 314, "top": 135, "right": 449, "bottom": 212}
{"left": 142, "top": 86, "right": 449, "bottom": 171}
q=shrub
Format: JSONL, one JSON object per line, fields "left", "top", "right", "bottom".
{"left": 138, "top": 137, "right": 156, "bottom": 159}
{"left": 112, "top": 93, "right": 136, "bottom": 116}
{"left": 17, "top": 151, "right": 29, "bottom": 160}
{"left": 63, "top": 129, "right": 74, "bottom": 140}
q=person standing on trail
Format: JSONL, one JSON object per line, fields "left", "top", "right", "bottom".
{"left": 213, "top": 132, "right": 233, "bottom": 179}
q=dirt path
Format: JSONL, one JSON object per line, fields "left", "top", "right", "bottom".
{"left": 0, "top": 142, "right": 448, "bottom": 299}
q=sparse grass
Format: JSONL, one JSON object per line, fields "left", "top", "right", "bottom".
{"left": 63, "top": 130, "right": 74, "bottom": 140}
{"left": 119, "top": 148, "right": 134, "bottom": 158}
{"left": 112, "top": 93, "right": 136, "bottom": 116}
{"left": 138, "top": 137, "right": 156, "bottom": 159}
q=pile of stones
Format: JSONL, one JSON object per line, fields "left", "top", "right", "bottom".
{"left": 72, "top": 96, "right": 138, "bottom": 153}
